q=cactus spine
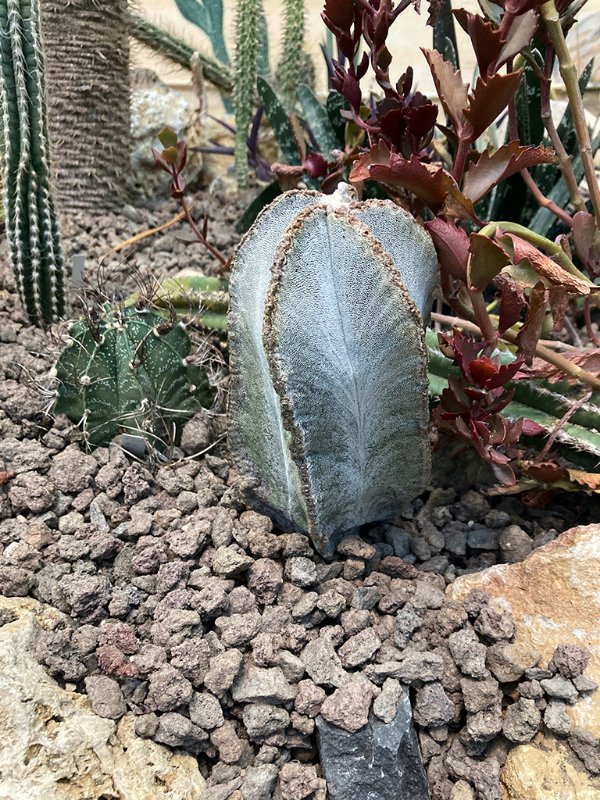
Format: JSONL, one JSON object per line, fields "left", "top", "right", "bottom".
{"left": 234, "top": 0, "right": 260, "bottom": 188}
{"left": 0, "top": 0, "right": 66, "bottom": 326}
{"left": 53, "top": 305, "right": 211, "bottom": 448}
{"left": 275, "top": 0, "right": 306, "bottom": 109}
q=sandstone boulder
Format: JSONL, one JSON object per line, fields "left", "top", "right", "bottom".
{"left": 0, "top": 596, "right": 205, "bottom": 800}
{"left": 447, "top": 524, "right": 600, "bottom": 799}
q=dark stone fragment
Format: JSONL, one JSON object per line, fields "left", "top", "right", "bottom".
{"left": 316, "top": 695, "right": 429, "bottom": 800}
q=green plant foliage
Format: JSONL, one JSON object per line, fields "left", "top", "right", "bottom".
{"left": 0, "top": 0, "right": 66, "bottom": 326}
{"left": 229, "top": 186, "right": 438, "bottom": 555}
{"left": 257, "top": 76, "right": 301, "bottom": 166}
{"left": 54, "top": 305, "right": 210, "bottom": 448}
{"left": 175, "top": 0, "right": 229, "bottom": 66}
{"left": 298, "top": 83, "right": 339, "bottom": 154}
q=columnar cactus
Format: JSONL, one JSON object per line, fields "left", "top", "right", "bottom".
{"left": 228, "top": 185, "right": 439, "bottom": 555}
{"left": 233, "top": 0, "right": 260, "bottom": 188}
{"left": 275, "top": 0, "right": 306, "bottom": 109}
{"left": 0, "top": 0, "right": 66, "bottom": 325}
{"left": 53, "top": 305, "right": 210, "bottom": 448}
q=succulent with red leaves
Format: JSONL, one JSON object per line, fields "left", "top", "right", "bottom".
{"left": 322, "top": 0, "right": 438, "bottom": 155}
{"left": 433, "top": 329, "right": 544, "bottom": 484}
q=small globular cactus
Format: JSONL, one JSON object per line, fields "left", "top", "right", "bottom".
{"left": 228, "top": 184, "right": 439, "bottom": 555}
{"left": 0, "top": 0, "right": 67, "bottom": 326}
{"left": 53, "top": 305, "right": 211, "bottom": 449}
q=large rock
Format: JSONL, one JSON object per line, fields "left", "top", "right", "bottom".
{"left": 447, "top": 524, "right": 600, "bottom": 798}
{"left": 315, "top": 690, "right": 429, "bottom": 800}
{"left": 0, "top": 596, "right": 205, "bottom": 800}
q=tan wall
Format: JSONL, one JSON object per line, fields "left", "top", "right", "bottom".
{"left": 133, "top": 0, "right": 600, "bottom": 110}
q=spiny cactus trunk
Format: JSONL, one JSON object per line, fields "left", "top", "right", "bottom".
{"left": 40, "top": 0, "right": 130, "bottom": 212}
{"left": 0, "top": 0, "right": 67, "bottom": 325}
{"left": 234, "top": 0, "right": 260, "bottom": 189}
{"left": 275, "top": 0, "right": 305, "bottom": 109}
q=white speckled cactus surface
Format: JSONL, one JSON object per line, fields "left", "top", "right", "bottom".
{"left": 228, "top": 185, "right": 439, "bottom": 555}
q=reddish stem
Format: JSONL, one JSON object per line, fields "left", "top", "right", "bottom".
{"left": 584, "top": 296, "right": 600, "bottom": 346}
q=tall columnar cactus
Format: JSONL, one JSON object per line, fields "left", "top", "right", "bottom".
{"left": 53, "top": 305, "right": 211, "bottom": 448}
{"left": 0, "top": 0, "right": 66, "bottom": 325}
{"left": 234, "top": 0, "right": 260, "bottom": 188}
{"left": 275, "top": 0, "right": 306, "bottom": 109}
{"left": 228, "top": 185, "right": 439, "bottom": 555}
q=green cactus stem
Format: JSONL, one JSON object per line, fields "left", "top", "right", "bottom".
{"left": 129, "top": 12, "right": 233, "bottom": 94}
{"left": 234, "top": 0, "right": 260, "bottom": 188}
{"left": 275, "top": 0, "right": 306, "bottom": 109}
{"left": 0, "top": 0, "right": 66, "bottom": 326}
{"left": 53, "top": 305, "right": 211, "bottom": 448}
{"left": 125, "top": 271, "right": 229, "bottom": 331}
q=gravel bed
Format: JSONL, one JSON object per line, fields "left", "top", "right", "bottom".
{"left": 0, "top": 199, "right": 599, "bottom": 800}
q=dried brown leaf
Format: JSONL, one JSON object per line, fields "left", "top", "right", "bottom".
{"left": 517, "top": 280, "right": 547, "bottom": 363}
{"left": 502, "top": 233, "right": 596, "bottom": 294}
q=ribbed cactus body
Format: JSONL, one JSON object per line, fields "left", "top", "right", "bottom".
{"left": 229, "top": 185, "right": 439, "bottom": 555}
{"left": 54, "top": 306, "right": 210, "bottom": 448}
{"left": 0, "top": 0, "right": 66, "bottom": 325}
{"left": 234, "top": 0, "right": 260, "bottom": 188}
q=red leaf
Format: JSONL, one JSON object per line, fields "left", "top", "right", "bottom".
{"left": 421, "top": 48, "right": 468, "bottom": 131}
{"left": 548, "top": 285, "right": 569, "bottom": 331}
{"left": 469, "top": 233, "right": 511, "bottom": 289}
{"left": 370, "top": 154, "right": 477, "bottom": 219}
{"left": 521, "top": 419, "right": 546, "bottom": 436}
{"left": 462, "top": 141, "right": 556, "bottom": 203}
{"left": 425, "top": 218, "right": 469, "bottom": 280}
{"left": 453, "top": 10, "right": 503, "bottom": 77}
{"left": 464, "top": 70, "right": 523, "bottom": 141}
{"left": 517, "top": 281, "right": 547, "bottom": 363}
{"left": 470, "top": 356, "right": 499, "bottom": 386}
{"left": 349, "top": 141, "right": 393, "bottom": 183}
{"left": 495, "top": 9, "right": 539, "bottom": 69}
{"left": 322, "top": 0, "right": 355, "bottom": 31}
{"left": 355, "top": 152, "right": 477, "bottom": 220}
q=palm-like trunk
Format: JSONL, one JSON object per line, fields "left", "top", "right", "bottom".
{"left": 40, "top": 0, "right": 130, "bottom": 212}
